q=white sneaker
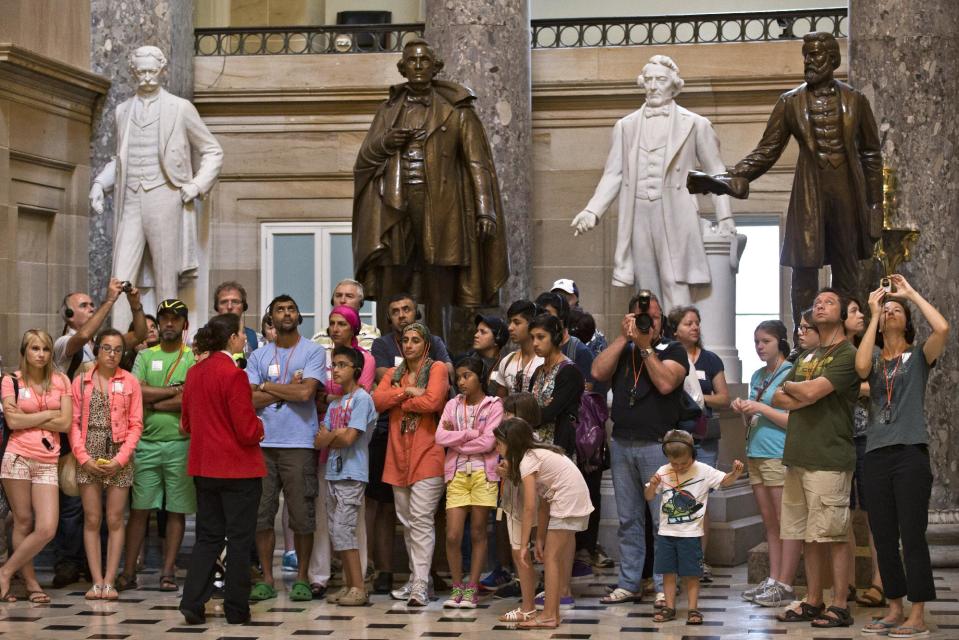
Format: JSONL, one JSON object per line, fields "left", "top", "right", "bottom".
{"left": 390, "top": 578, "right": 413, "bottom": 601}
{"left": 753, "top": 583, "right": 795, "bottom": 608}
{"left": 407, "top": 579, "right": 429, "bottom": 607}
{"left": 742, "top": 578, "right": 771, "bottom": 601}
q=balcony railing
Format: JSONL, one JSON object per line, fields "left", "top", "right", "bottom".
{"left": 194, "top": 8, "right": 847, "bottom": 56}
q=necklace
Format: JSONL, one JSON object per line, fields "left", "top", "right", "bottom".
{"left": 880, "top": 354, "right": 903, "bottom": 424}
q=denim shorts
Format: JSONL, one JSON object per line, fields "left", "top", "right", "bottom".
{"left": 653, "top": 534, "right": 703, "bottom": 577}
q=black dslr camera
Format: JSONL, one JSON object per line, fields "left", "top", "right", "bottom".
{"left": 634, "top": 289, "right": 653, "bottom": 334}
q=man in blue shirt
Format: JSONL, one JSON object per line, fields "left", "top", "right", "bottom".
{"left": 247, "top": 294, "right": 327, "bottom": 602}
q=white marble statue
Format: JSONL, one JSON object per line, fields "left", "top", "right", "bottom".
{"left": 571, "top": 55, "right": 734, "bottom": 311}
{"left": 90, "top": 45, "right": 223, "bottom": 325}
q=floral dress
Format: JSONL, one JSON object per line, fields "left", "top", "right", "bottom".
{"left": 76, "top": 389, "right": 134, "bottom": 487}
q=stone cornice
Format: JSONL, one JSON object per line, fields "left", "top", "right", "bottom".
{"left": 0, "top": 44, "right": 110, "bottom": 122}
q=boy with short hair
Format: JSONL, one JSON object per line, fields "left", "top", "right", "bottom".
{"left": 313, "top": 346, "right": 377, "bottom": 606}
{"left": 645, "top": 429, "right": 744, "bottom": 625}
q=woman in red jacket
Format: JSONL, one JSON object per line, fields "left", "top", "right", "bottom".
{"left": 178, "top": 314, "right": 265, "bottom": 626}
{"left": 70, "top": 329, "right": 144, "bottom": 601}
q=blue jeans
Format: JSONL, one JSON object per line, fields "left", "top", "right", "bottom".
{"left": 610, "top": 437, "right": 667, "bottom": 593}
{"left": 696, "top": 439, "right": 719, "bottom": 468}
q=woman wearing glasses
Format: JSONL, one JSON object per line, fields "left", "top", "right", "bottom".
{"left": 0, "top": 329, "right": 73, "bottom": 603}
{"left": 70, "top": 329, "right": 144, "bottom": 600}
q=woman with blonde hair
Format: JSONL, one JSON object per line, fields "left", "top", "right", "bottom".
{"left": 0, "top": 329, "right": 73, "bottom": 603}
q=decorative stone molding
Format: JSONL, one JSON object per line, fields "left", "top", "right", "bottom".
{"left": 0, "top": 44, "right": 109, "bottom": 121}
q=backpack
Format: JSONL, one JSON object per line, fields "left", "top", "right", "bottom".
{"left": 0, "top": 375, "right": 18, "bottom": 519}
{"left": 574, "top": 391, "right": 609, "bottom": 473}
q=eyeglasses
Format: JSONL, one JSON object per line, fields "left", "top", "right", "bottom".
{"left": 331, "top": 362, "right": 355, "bottom": 369}
{"left": 99, "top": 346, "right": 123, "bottom": 355}
{"left": 797, "top": 324, "right": 818, "bottom": 334}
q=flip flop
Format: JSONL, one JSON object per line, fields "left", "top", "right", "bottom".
{"left": 28, "top": 591, "right": 51, "bottom": 604}
{"left": 249, "top": 581, "right": 277, "bottom": 601}
{"left": 888, "top": 626, "right": 931, "bottom": 638}
{"left": 517, "top": 616, "right": 560, "bottom": 629}
{"left": 856, "top": 584, "right": 888, "bottom": 607}
{"left": 0, "top": 591, "right": 16, "bottom": 603}
{"left": 863, "top": 618, "right": 903, "bottom": 634}
{"left": 158, "top": 575, "right": 178, "bottom": 592}
{"left": 289, "top": 580, "right": 313, "bottom": 602}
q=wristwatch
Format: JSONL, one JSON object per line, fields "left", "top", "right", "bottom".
{"left": 639, "top": 347, "right": 654, "bottom": 359}
{"left": 258, "top": 382, "right": 267, "bottom": 393}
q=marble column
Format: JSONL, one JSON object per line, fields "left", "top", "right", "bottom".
{"left": 697, "top": 222, "right": 747, "bottom": 384}
{"left": 424, "top": 0, "right": 532, "bottom": 308}
{"left": 88, "top": 0, "right": 194, "bottom": 304}
{"left": 849, "top": 0, "right": 959, "bottom": 563}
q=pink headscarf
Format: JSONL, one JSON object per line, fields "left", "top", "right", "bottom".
{"left": 330, "top": 305, "right": 361, "bottom": 348}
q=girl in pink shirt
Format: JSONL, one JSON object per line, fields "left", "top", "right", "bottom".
{"left": 435, "top": 356, "right": 502, "bottom": 608}
{"left": 0, "top": 329, "right": 73, "bottom": 604}
{"left": 494, "top": 417, "right": 593, "bottom": 630}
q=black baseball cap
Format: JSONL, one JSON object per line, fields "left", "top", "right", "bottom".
{"left": 156, "top": 298, "right": 189, "bottom": 319}
{"left": 474, "top": 314, "right": 509, "bottom": 348}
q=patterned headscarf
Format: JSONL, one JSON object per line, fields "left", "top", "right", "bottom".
{"left": 330, "top": 305, "right": 361, "bottom": 348}
{"left": 391, "top": 322, "right": 436, "bottom": 434}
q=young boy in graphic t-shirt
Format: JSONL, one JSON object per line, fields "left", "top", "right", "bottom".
{"left": 645, "top": 429, "right": 744, "bottom": 626}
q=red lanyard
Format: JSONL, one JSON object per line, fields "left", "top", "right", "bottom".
{"left": 272, "top": 340, "right": 300, "bottom": 384}
{"left": 25, "top": 383, "right": 49, "bottom": 412}
{"left": 882, "top": 354, "right": 903, "bottom": 408}
{"left": 162, "top": 348, "right": 186, "bottom": 386}
{"left": 630, "top": 347, "right": 646, "bottom": 390}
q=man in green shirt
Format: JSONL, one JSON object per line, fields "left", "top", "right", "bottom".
{"left": 772, "top": 288, "right": 859, "bottom": 628}
{"left": 119, "top": 299, "right": 197, "bottom": 593}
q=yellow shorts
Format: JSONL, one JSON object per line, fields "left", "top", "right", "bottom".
{"left": 780, "top": 466, "right": 852, "bottom": 543}
{"left": 748, "top": 457, "right": 786, "bottom": 487}
{"left": 446, "top": 469, "right": 498, "bottom": 510}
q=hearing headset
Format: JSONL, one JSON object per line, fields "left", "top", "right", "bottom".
{"left": 778, "top": 336, "right": 791, "bottom": 355}
{"left": 60, "top": 294, "right": 76, "bottom": 320}
{"left": 540, "top": 316, "right": 563, "bottom": 348}
{"left": 214, "top": 288, "right": 248, "bottom": 312}
{"left": 268, "top": 297, "right": 304, "bottom": 325}
{"left": 350, "top": 350, "right": 364, "bottom": 381}
{"left": 840, "top": 303, "right": 848, "bottom": 322}
{"left": 661, "top": 432, "right": 697, "bottom": 460}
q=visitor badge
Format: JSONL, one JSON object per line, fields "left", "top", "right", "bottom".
{"left": 151, "top": 360, "right": 163, "bottom": 371}
{"left": 803, "top": 353, "right": 814, "bottom": 362}
{"left": 656, "top": 343, "right": 668, "bottom": 351}
{"left": 21, "top": 388, "right": 31, "bottom": 399}
{"left": 268, "top": 363, "right": 280, "bottom": 378}
{"left": 394, "top": 356, "right": 403, "bottom": 366}
{"left": 113, "top": 381, "right": 124, "bottom": 393}
{"left": 902, "top": 352, "right": 911, "bottom": 363}
{"left": 696, "top": 370, "right": 706, "bottom": 380}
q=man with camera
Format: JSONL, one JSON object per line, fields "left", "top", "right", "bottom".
{"left": 592, "top": 291, "right": 688, "bottom": 605}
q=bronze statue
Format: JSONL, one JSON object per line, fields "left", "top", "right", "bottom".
{"left": 687, "top": 32, "right": 883, "bottom": 325}
{"left": 352, "top": 38, "right": 509, "bottom": 335}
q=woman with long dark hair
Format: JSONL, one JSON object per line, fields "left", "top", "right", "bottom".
{"left": 528, "top": 314, "right": 584, "bottom": 458}
{"left": 71, "top": 329, "right": 143, "bottom": 600}
{"left": 373, "top": 322, "right": 450, "bottom": 607}
{"left": 0, "top": 330, "right": 73, "bottom": 603}
{"left": 178, "top": 314, "right": 265, "bottom": 626}
{"left": 855, "top": 275, "right": 948, "bottom": 637}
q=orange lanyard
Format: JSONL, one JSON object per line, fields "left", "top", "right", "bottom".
{"left": 630, "top": 346, "right": 646, "bottom": 391}
{"left": 271, "top": 340, "right": 300, "bottom": 384}
{"left": 881, "top": 354, "right": 903, "bottom": 408}
{"left": 803, "top": 342, "right": 842, "bottom": 381}
{"left": 162, "top": 348, "right": 186, "bottom": 387}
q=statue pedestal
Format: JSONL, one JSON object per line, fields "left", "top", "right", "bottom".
{"left": 695, "top": 221, "right": 747, "bottom": 383}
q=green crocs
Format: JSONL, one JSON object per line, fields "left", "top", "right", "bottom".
{"left": 249, "top": 581, "right": 277, "bottom": 601}
{"left": 289, "top": 580, "right": 313, "bottom": 602}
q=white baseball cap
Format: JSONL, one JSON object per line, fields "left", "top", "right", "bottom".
{"left": 551, "top": 278, "right": 578, "bottom": 297}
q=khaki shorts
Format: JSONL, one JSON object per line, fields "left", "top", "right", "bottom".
{"left": 780, "top": 466, "right": 852, "bottom": 543}
{"left": 548, "top": 514, "right": 589, "bottom": 532}
{"left": 258, "top": 447, "right": 318, "bottom": 534}
{"left": 748, "top": 457, "right": 786, "bottom": 487}
{"left": 0, "top": 452, "right": 58, "bottom": 485}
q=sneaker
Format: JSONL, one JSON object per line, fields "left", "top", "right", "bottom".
{"left": 326, "top": 586, "right": 349, "bottom": 605}
{"left": 742, "top": 578, "right": 771, "bottom": 601}
{"left": 373, "top": 571, "right": 393, "bottom": 594}
{"left": 407, "top": 579, "right": 429, "bottom": 607}
{"left": 591, "top": 544, "right": 615, "bottom": 569}
{"left": 493, "top": 579, "right": 522, "bottom": 599}
{"left": 701, "top": 563, "right": 713, "bottom": 583}
{"left": 753, "top": 583, "right": 796, "bottom": 608}
{"left": 479, "top": 566, "right": 512, "bottom": 592}
{"left": 443, "top": 583, "right": 464, "bottom": 608}
{"left": 459, "top": 583, "right": 478, "bottom": 609}
{"left": 571, "top": 559, "right": 593, "bottom": 581}
{"left": 600, "top": 587, "right": 642, "bottom": 605}
{"left": 281, "top": 550, "right": 298, "bottom": 573}
{"left": 534, "top": 591, "right": 575, "bottom": 610}
{"left": 338, "top": 587, "right": 368, "bottom": 606}
{"left": 391, "top": 578, "right": 413, "bottom": 601}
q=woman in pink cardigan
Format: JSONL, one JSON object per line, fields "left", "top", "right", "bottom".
{"left": 69, "top": 329, "right": 144, "bottom": 601}
{"left": 435, "top": 356, "right": 503, "bottom": 608}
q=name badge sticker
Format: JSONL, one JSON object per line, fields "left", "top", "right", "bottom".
{"left": 112, "top": 381, "right": 124, "bottom": 393}
{"left": 655, "top": 343, "right": 668, "bottom": 351}
{"left": 696, "top": 370, "right": 707, "bottom": 380}
{"left": 394, "top": 356, "right": 404, "bottom": 367}
{"left": 151, "top": 360, "right": 163, "bottom": 372}
{"left": 803, "top": 353, "right": 814, "bottom": 362}
{"left": 268, "top": 363, "right": 280, "bottom": 378}
{"left": 902, "top": 352, "right": 912, "bottom": 364}
{"left": 21, "top": 388, "right": 31, "bottom": 399}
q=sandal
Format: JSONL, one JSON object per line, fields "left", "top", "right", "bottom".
{"left": 28, "top": 591, "right": 51, "bottom": 604}
{"left": 856, "top": 584, "right": 888, "bottom": 607}
{"left": 249, "top": 581, "right": 277, "bottom": 601}
{"left": 289, "top": 580, "right": 313, "bottom": 602}
{"left": 812, "top": 605, "right": 854, "bottom": 628}
{"left": 517, "top": 616, "right": 560, "bottom": 629}
{"left": 888, "top": 625, "right": 931, "bottom": 638}
{"left": 159, "top": 575, "right": 178, "bottom": 592}
{"left": 116, "top": 574, "right": 138, "bottom": 592}
{"left": 101, "top": 585, "right": 119, "bottom": 601}
{"left": 0, "top": 591, "right": 16, "bottom": 603}
{"left": 85, "top": 584, "right": 103, "bottom": 600}
{"left": 499, "top": 607, "right": 537, "bottom": 622}
{"left": 687, "top": 609, "right": 703, "bottom": 625}
{"left": 863, "top": 617, "right": 903, "bottom": 635}
{"left": 777, "top": 600, "right": 823, "bottom": 622}
{"left": 653, "top": 606, "right": 676, "bottom": 623}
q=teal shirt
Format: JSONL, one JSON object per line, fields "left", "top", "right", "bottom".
{"left": 745, "top": 362, "right": 792, "bottom": 459}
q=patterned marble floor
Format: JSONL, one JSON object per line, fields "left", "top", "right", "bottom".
{"left": 0, "top": 563, "right": 955, "bottom": 640}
